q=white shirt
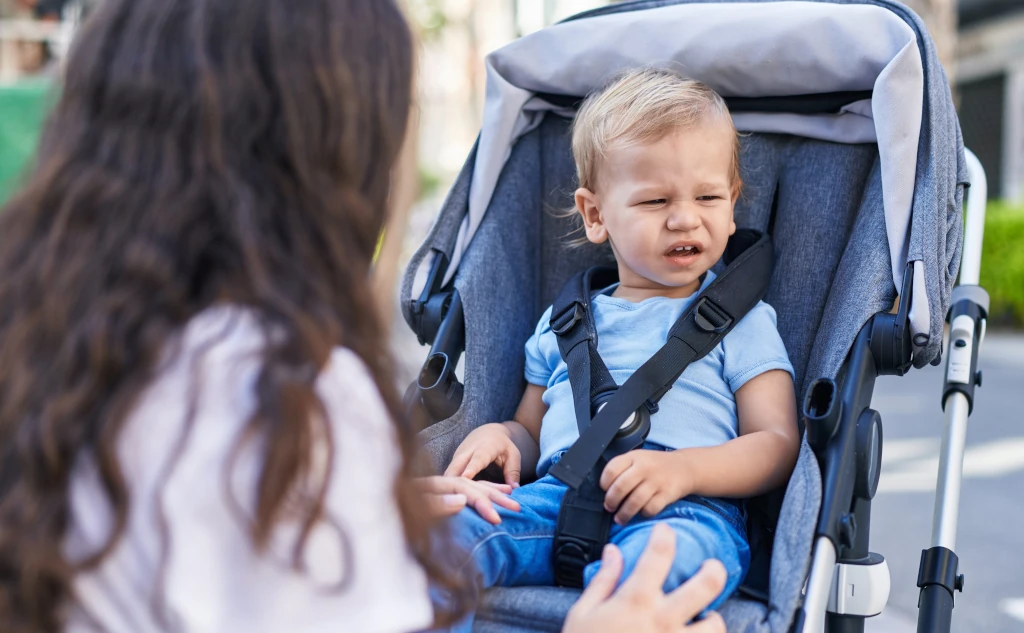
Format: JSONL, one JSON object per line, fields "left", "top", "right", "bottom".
{"left": 64, "top": 307, "right": 432, "bottom": 633}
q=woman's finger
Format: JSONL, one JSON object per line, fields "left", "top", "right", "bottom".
{"left": 485, "top": 487, "right": 521, "bottom": 512}
{"left": 477, "top": 481, "right": 514, "bottom": 494}
{"left": 686, "top": 612, "right": 726, "bottom": 633}
{"left": 619, "top": 523, "right": 676, "bottom": 597}
{"left": 424, "top": 493, "right": 468, "bottom": 519}
{"left": 666, "top": 560, "right": 727, "bottom": 624}
{"left": 414, "top": 476, "right": 519, "bottom": 516}
{"left": 571, "top": 544, "right": 623, "bottom": 613}
{"left": 469, "top": 494, "right": 502, "bottom": 524}
{"left": 413, "top": 476, "right": 457, "bottom": 494}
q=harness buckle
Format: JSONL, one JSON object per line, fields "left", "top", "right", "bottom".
{"left": 695, "top": 297, "right": 733, "bottom": 333}
{"left": 552, "top": 483, "right": 614, "bottom": 588}
{"left": 552, "top": 538, "right": 593, "bottom": 588}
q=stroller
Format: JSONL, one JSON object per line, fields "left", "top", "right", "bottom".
{"left": 401, "top": 1, "right": 990, "bottom": 631}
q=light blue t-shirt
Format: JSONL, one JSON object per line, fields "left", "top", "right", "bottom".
{"left": 525, "top": 271, "right": 794, "bottom": 477}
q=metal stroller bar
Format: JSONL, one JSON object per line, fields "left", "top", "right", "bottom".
{"left": 915, "top": 149, "right": 989, "bottom": 633}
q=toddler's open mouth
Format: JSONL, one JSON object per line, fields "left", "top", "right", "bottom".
{"left": 664, "top": 242, "right": 702, "bottom": 265}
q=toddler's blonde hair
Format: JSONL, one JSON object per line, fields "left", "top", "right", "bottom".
{"left": 571, "top": 68, "right": 742, "bottom": 195}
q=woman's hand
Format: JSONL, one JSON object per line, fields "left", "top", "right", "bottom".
{"left": 600, "top": 449, "right": 694, "bottom": 525}
{"left": 415, "top": 476, "right": 520, "bottom": 525}
{"left": 564, "top": 524, "right": 727, "bottom": 633}
{"left": 445, "top": 422, "right": 524, "bottom": 486}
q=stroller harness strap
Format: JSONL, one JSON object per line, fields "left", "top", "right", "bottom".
{"left": 547, "top": 229, "right": 773, "bottom": 588}
{"left": 548, "top": 229, "right": 774, "bottom": 489}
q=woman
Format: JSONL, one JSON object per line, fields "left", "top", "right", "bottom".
{"left": 0, "top": 0, "right": 726, "bottom": 631}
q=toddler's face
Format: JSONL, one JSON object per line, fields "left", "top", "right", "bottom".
{"left": 575, "top": 122, "right": 737, "bottom": 299}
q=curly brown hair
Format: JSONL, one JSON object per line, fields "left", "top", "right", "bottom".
{"left": 0, "top": 0, "right": 467, "bottom": 630}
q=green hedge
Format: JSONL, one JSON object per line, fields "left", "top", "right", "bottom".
{"left": 979, "top": 201, "right": 1024, "bottom": 327}
{"left": 0, "top": 78, "right": 54, "bottom": 204}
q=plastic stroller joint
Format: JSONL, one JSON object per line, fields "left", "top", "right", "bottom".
{"left": 804, "top": 378, "right": 841, "bottom": 455}
{"left": 917, "top": 549, "right": 967, "bottom": 633}
{"left": 917, "top": 547, "right": 963, "bottom": 598}
{"left": 942, "top": 294, "right": 987, "bottom": 415}
{"left": 869, "top": 263, "right": 915, "bottom": 377}
{"left": 827, "top": 553, "right": 890, "bottom": 617}
{"left": 854, "top": 409, "right": 883, "bottom": 501}
{"left": 408, "top": 290, "right": 466, "bottom": 424}
{"left": 409, "top": 249, "right": 452, "bottom": 346}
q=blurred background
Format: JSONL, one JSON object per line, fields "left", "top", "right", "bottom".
{"left": 0, "top": 0, "right": 1021, "bottom": 631}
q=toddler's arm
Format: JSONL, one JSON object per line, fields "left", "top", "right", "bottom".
{"left": 600, "top": 369, "right": 799, "bottom": 524}
{"left": 444, "top": 384, "right": 546, "bottom": 486}
{"left": 660, "top": 369, "right": 799, "bottom": 498}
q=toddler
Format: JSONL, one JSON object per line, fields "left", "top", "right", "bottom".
{"left": 443, "top": 69, "right": 799, "bottom": 625}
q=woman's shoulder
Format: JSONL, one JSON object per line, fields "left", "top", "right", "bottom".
{"left": 135, "top": 306, "right": 395, "bottom": 453}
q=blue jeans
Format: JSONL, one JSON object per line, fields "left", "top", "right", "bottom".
{"left": 442, "top": 444, "right": 750, "bottom": 632}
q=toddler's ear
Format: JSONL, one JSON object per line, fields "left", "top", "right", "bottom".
{"left": 728, "top": 194, "right": 738, "bottom": 236}
{"left": 575, "top": 188, "right": 608, "bottom": 244}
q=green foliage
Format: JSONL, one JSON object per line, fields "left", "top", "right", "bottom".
{"left": 0, "top": 79, "right": 55, "bottom": 204}
{"left": 405, "top": 0, "right": 448, "bottom": 41}
{"left": 418, "top": 166, "right": 443, "bottom": 199}
{"left": 979, "top": 201, "right": 1024, "bottom": 327}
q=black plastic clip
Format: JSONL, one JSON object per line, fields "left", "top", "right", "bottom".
{"left": 551, "top": 302, "right": 585, "bottom": 336}
{"left": 694, "top": 297, "right": 733, "bottom": 333}
{"left": 918, "top": 546, "right": 963, "bottom": 598}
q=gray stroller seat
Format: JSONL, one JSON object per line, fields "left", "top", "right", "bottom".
{"left": 402, "top": 1, "right": 972, "bottom": 631}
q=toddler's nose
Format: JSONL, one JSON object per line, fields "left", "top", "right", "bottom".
{"left": 665, "top": 202, "right": 701, "bottom": 232}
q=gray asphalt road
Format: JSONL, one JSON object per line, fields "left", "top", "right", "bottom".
{"left": 867, "top": 333, "right": 1024, "bottom": 632}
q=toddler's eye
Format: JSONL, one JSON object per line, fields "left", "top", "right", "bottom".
{"left": 642, "top": 199, "right": 667, "bottom": 206}
{"left": 697, "top": 195, "right": 722, "bottom": 202}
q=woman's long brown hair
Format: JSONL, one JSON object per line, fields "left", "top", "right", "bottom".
{"left": 0, "top": 0, "right": 467, "bottom": 630}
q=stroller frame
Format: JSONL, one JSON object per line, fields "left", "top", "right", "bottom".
{"left": 797, "top": 150, "right": 988, "bottom": 633}
{"left": 403, "top": 3, "right": 987, "bottom": 631}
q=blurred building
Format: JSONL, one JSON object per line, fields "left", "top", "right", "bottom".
{"left": 413, "top": 0, "right": 1023, "bottom": 202}
{"left": 956, "top": 0, "right": 1024, "bottom": 201}
{"left": 0, "top": 0, "right": 1019, "bottom": 200}
{"left": 413, "top": 0, "right": 613, "bottom": 187}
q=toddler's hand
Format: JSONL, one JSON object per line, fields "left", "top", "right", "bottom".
{"left": 445, "top": 422, "right": 523, "bottom": 486}
{"left": 600, "top": 449, "right": 694, "bottom": 525}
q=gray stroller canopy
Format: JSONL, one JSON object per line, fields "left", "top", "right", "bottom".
{"left": 410, "top": 0, "right": 966, "bottom": 366}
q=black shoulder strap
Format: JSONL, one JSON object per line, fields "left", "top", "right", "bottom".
{"left": 549, "top": 229, "right": 774, "bottom": 489}
{"left": 549, "top": 267, "right": 620, "bottom": 434}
